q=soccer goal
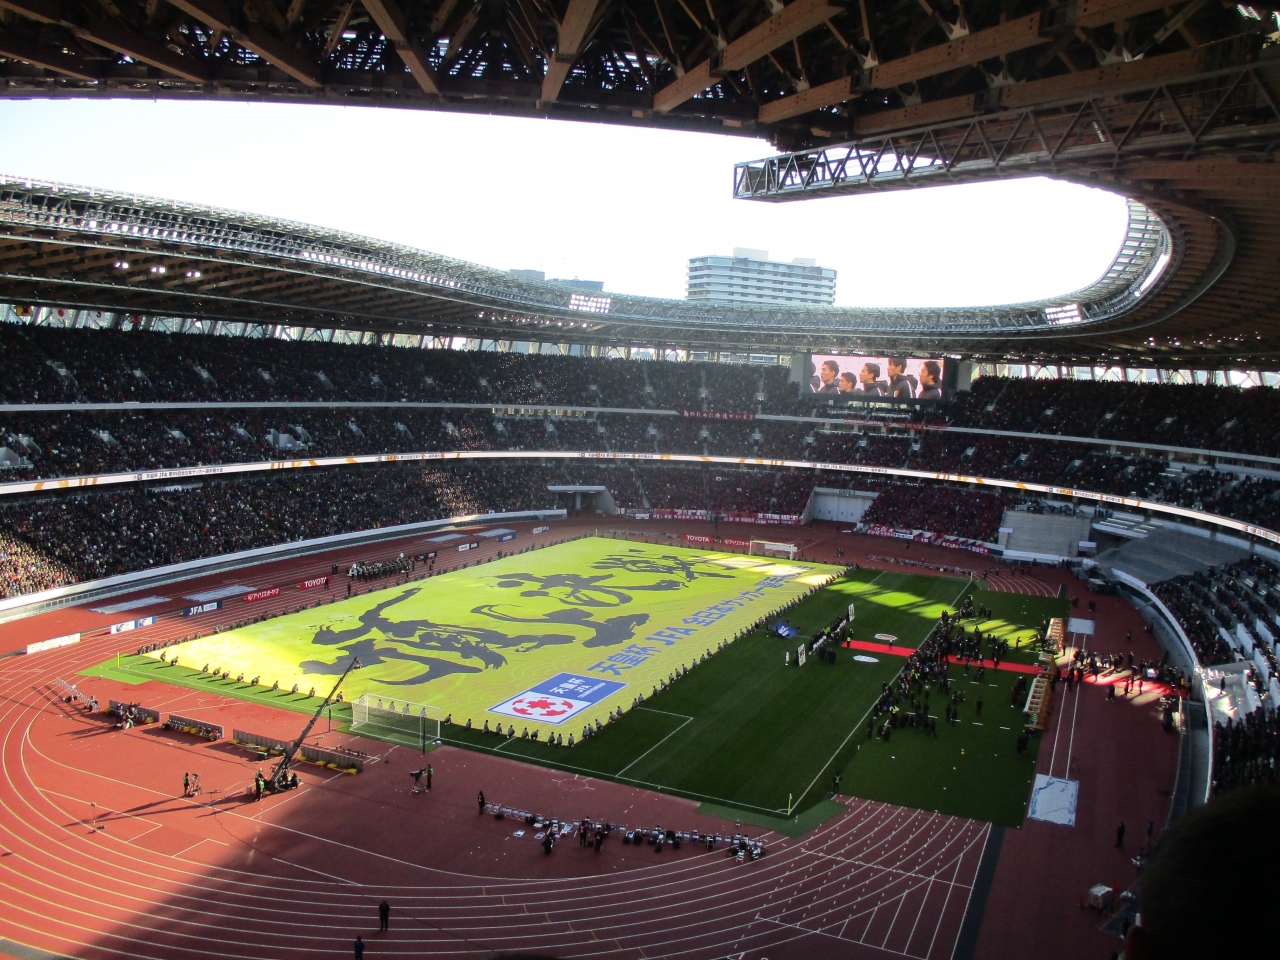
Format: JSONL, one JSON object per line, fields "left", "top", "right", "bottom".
{"left": 749, "top": 539, "right": 798, "bottom": 559}
{"left": 352, "top": 694, "right": 442, "bottom": 750}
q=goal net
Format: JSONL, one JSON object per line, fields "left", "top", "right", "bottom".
{"left": 749, "top": 539, "right": 798, "bottom": 558}
{"left": 352, "top": 694, "right": 442, "bottom": 750}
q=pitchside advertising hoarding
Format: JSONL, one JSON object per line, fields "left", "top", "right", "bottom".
{"left": 807, "top": 354, "right": 947, "bottom": 400}
{"left": 109, "top": 616, "right": 156, "bottom": 634}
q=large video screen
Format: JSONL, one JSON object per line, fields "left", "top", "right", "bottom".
{"left": 807, "top": 354, "right": 946, "bottom": 400}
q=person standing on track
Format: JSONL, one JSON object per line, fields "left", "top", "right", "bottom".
{"left": 378, "top": 900, "right": 390, "bottom": 931}
{"left": 183, "top": 772, "right": 190, "bottom": 797}
{"left": 477, "top": 789, "right": 485, "bottom": 814}
{"left": 353, "top": 936, "right": 364, "bottom": 959}
{"left": 426, "top": 764, "right": 432, "bottom": 791}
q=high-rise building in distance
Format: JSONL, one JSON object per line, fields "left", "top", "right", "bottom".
{"left": 686, "top": 248, "right": 836, "bottom": 306}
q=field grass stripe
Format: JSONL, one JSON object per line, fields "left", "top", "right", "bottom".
{"left": 788, "top": 578, "right": 975, "bottom": 816}
{"left": 616, "top": 709, "right": 694, "bottom": 777}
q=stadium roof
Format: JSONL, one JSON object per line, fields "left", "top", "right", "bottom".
{"left": 0, "top": 174, "right": 1176, "bottom": 356}
{"left": 0, "top": 1, "right": 1278, "bottom": 362}
{"left": 0, "top": 1, "right": 1272, "bottom": 149}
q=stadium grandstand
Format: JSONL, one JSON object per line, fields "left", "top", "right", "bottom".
{"left": 2, "top": 3, "right": 1280, "bottom": 960}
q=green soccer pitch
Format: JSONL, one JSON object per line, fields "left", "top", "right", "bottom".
{"left": 88, "top": 539, "right": 1060, "bottom": 828}
{"left": 119, "top": 537, "right": 839, "bottom": 738}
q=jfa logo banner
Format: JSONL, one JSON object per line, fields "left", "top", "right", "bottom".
{"left": 490, "top": 673, "right": 626, "bottom": 725}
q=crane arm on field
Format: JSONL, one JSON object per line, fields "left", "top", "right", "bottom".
{"left": 269, "top": 656, "right": 360, "bottom": 789}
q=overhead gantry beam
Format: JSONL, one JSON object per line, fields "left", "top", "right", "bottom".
{"left": 0, "top": 33, "right": 98, "bottom": 80}
{"left": 166, "top": 0, "right": 323, "bottom": 87}
{"left": 756, "top": 0, "right": 1188, "bottom": 124}
{"left": 75, "top": 19, "right": 209, "bottom": 83}
{"left": 843, "top": 47, "right": 1201, "bottom": 135}
{"left": 0, "top": 0, "right": 57, "bottom": 25}
{"left": 361, "top": 0, "right": 440, "bottom": 96}
{"left": 654, "top": 0, "right": 844, "bottom": 114}
{"left": 0, "top": 0, "right": 207, "bottom": 81}
{"left": 541, "top": 0, "right": 604, "bottom": 103}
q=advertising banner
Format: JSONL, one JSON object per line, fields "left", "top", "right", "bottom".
{"left": 678, "top": 410, "right": 755, "bottom": 422}
{"left": 244, "top": 587, "right": 281, "bottom": 603}
{"left": 26, "top": 632, "right": 80, "bottom": 654}
{"left": 645, "top": 508, "right": 801, "bottom": 526}
{"left": 866, "top": 524, "right": 930, "bottom": 541}
{"left": 183, "top": 601, "right": 222, "bottom": 616}
{"left": 298, "top": 576, "right": 329, "bottom": 590}
{"left": 109, "top": 616, "right": 156, "bottom": 634}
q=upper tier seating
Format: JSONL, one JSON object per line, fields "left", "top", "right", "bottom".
{"left": 945, "top": 376, "right": 1280, "bottom": 457}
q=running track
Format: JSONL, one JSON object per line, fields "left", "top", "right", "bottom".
{"left": 983, "top": 572, "right": 1059, "bottom": 597}
{"left": 0, "top": 524, "right": 995, "bottom": 960}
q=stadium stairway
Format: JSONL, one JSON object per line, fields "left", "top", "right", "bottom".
{"left": 999, "top": 509, "right": 1094, "bottom": 557}
{"left": 1094, "top": 529, "right": 1250, "bottom": 585}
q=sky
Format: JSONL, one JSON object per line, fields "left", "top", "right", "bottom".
{"left": 0, "top": 99, "right": 1131, "bottom": 308}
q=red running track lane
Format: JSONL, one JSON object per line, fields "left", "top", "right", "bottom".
{"left": 0, "top": 522, "right": 995, "bottom": 960}
{"left": 983, "top": 572, "right": 1060, "bottom": 597}
{"left": 974, "top": 581, "right": 1181, "bottom": 960}
{"left": 0, "top": 518, "right": 1179, "bottom": 960}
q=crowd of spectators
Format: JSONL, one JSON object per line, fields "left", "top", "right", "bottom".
{"left": 0, "top": 323, "right": 793, "bottom": 412}
{"left": 6, "top": 410, "right": 1280, "bottom": 535}
{"left": 0, "top": 532, "right": 77, "bottom": 599}
{"left": 0, "top": 461, "right": 561, "bottom": 589}
{"left": 1212, "top": 708, "right": 1279, "bottom": 794}
{"left": 559, "top": 462, "right": 646, "bottom": 510}
{"left": 1152, "top": 557, "right": 1280, "bottom": 671}
{"left": 9, "top": 323, "right": 1280, "bottom": 600}
{"left": 11, "top": 324, "right": 1280, "bottom": 451}
{"left": 1151, "top": 580, "right": 1237, "bottom": 666}
{"left": 945, "top": 375, "right": 1280, "bottom": 457}
{"left": 0, "top": 459, "right": 823, "bottom": 597}
{"left": 640, "top": 466, "right": 708, "bottom": 510}
{"left": 860, "top": 483, "right": 1014, "bottom": 541}
{"left": 0, "top": 412, "right": 811, "bottom": 483}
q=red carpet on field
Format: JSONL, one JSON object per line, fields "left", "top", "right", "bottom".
{"left": 842, "top": 639, "right": 1043, "bottom": 674}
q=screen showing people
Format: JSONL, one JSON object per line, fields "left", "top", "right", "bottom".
{"left": 808, "top": 355, "right": 944, "bottom": 400}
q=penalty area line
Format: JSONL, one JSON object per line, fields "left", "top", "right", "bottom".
{"left": 616, "top": 709, "right": 694, "bottom": 777}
